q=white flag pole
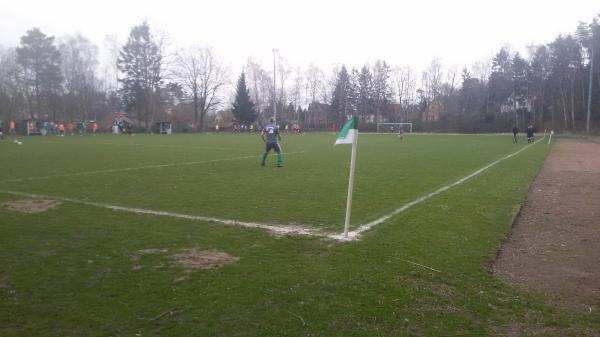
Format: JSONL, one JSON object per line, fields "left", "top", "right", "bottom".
{"left": 343, "top": 128, "right": 358, "bottom": 238}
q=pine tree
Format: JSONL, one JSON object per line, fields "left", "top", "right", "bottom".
{"left": 16, "top": 28, "right": 62, "bottom": 119}
{"left": 330, "top": 65, "right": 350, "bottom": 126}
{"left": 357, "top": 65, "right": 374, "bottom": 121}
{"left": 118, "top": 22, "right": 163, "bottom": 130}
{"left": 232, "top": 72, "right": 257, "bottom": 125}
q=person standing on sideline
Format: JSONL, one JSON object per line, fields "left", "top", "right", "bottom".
{"left": 512, "top": 126, "right": 519, "bottom": 143}
{"left": 261, "top": 118, "right": 283, "bottom": 167}
{"left": 0, "top": 119, "right": 4, "bottom": 140}
{"left": 526, "top": 124, "right": 535, "bottom": 143}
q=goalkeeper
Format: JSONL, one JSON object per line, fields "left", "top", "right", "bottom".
{"left": 260, "top": 118, "right": 283, "bottom": 167}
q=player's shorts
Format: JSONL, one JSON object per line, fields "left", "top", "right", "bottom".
{"left": 265, "top": 143, "right": 281, "bottom": 153}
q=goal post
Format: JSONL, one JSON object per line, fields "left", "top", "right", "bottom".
{"left": 376, "top": 123, "right": 413, "bottom": 133}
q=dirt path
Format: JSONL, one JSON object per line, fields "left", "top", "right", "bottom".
{"left": 493, "top": 138, "right": 600, "bottom": 311}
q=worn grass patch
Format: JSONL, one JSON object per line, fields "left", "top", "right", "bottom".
{"left": 1, "top": 134, "right": 598, "bottom": 336}
{"left": 1, "top": 199, "right": 60, "bottom": 213}
{"left": 172, "top": 249, "right": 239, "bottom": 270}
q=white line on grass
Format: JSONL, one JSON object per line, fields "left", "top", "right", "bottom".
{"left": 0, "top": 151, "right": 305, "bottom": 184}
{"left": 0, "top": 138, "right": 543, "bottom": 242}
{"left": 329, "top": 137, "right": 545, "bottom": 241}
{"left": 0, "top": 189, "right": 322, "bottom": 237}
{"left": 394, "top": 257, "right": 441, "bottom": 273}
{"left": 36, "top": 140, "right": 243, "bottom": 151}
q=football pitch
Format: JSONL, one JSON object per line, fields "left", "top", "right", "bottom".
{"left": 1, "top": 133, "right": 598, "bottom": 336}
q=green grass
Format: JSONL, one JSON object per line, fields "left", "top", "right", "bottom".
{"left": 0, "top": 133, "right": 598, "bottom": 336}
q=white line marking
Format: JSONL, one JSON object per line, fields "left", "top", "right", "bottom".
{"left": 0, "top": 151, "right": 305, "bottom": 184}
{"left": 331, "top": 137, "right": 545, "bottom": 241}
{"left": 394, "top": 257, "right": 441, "bottom": 273}
{"left": 35, "top": 140, "right": 243, "bottom": 151}
{"left": 0, "top": 138, "right": 543, "bottom": 242}
{"left": 0, "top": 189, "right": 323, "bottom": 237}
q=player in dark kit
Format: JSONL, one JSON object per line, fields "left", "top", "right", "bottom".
{"left": 512, "top": 126, "right": 519, "bottom": 143}
{"left": 261, "top": 118, "right": 283, "bottom": 167}
{"left": 526, "top": 125, "right": 535, "bottom": 143}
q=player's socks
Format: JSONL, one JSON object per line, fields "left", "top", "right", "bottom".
{"left": 261, "top": 152, "right": 268, "bottom": 165}
{"left": 276, "top": 153, "right": 282, "bottom": 166}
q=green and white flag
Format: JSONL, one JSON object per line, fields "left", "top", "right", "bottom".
{"left": 334, "top": 117, "right": 359, "bottom": 145}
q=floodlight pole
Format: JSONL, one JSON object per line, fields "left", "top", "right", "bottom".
{"left": 272, "top": 48, "right": 278, "bottom": 124}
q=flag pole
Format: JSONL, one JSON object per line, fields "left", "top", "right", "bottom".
{"left": 343, "top": 122, "right": 358, "bottom": 238}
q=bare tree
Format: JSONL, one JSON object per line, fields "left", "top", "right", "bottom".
{"left": 305, "top": 64, "right": 324, "bottom": 104}
{"left": 322, "top": 64, "right": 340, "bottom": 104}
{"left": 102, "top": 35, "right": 120, "bottom": 93}
{"left": 173, "top": 46, "right": 229, "bottom": 131}
{"left": 445, "top": 67, "right": 458, "bottom": 95}
{"left": 0, "top": 47, "right": 25, "bottom": 122}
{"left": 392, "top": 66, "right": 416, "bottom": 121}
{"left": 426, "top": 58, "right": 443, "bottom": 101}
{"left": 245, "top": 58, "right": 267, "bottom": 123}
{"left": 59, "top": 33, "right": 99, "bottom": 122}
{"left": 290, "top": 66, "right": 304, "bottom": 117}
{"left": 471, "top": 60, "right": 491, "bottom": 84}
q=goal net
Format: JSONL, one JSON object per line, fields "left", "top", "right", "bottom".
{"left": 376, "top": 123, "right": 413, "bottom": 133}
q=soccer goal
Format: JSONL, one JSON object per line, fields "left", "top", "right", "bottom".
{"left": 376, "top": 123, "right": 413, "bottom": 133}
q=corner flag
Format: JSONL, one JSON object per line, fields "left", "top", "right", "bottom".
{"left": 335, "top": 117, "right": 359, "bottom": 238}
{"left": 335, "top": 117, "right": 358, "bottom": 145}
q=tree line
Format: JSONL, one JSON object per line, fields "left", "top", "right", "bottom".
{"left": 1, "top": 16, "right": 599, "bottom": 133}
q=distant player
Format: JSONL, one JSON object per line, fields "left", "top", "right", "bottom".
{"left": 0, "top": 119, "right": 4, "bottom": 140}
{"left": 526, "top": 125, "right": 535, "bottom": 143}
{"left": 77, "top": 121, "right": 84, "bottom": 135}
{"left": 261, "top": 118, "right": 283, "bottom": 167}
{"left": 9, "top": 120, "right": 16, "bottom": 134}
{"left": 512, "top": 126, "right": 519, "bottom": 143}
{"left": 397, "top": 128, "right": 404, "bottom": 140}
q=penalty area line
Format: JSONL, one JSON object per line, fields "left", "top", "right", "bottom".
{"left": 332, "top": 136, "right": 546, "bottom": 241}
{"left": 0, "top": 189, "right": 324, "bottom": 238}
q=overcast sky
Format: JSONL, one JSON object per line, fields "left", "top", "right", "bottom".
{"left": 1, "top": 0, "right": 599, "bottom": 74}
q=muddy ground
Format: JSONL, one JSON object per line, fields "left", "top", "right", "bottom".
{"left": 493, "top": 138, "right": 600, "bottom": 312}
